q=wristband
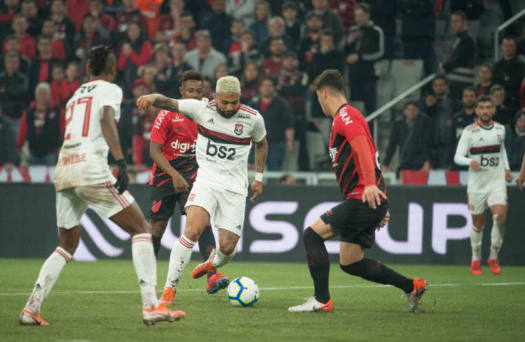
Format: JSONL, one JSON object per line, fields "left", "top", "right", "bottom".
{"left": 255, "top": 172, "right": 263, "bottom": 182}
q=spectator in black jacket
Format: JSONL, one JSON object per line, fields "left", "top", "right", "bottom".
{"left": 493, "top": 37, "right": 525, "bottom": 110}
{"left": 282, "top": 1, "right": 302, "bottom": 50}
{"left": 475, "top": 64, "right": 493, "bottom": 97}
{"left": 16, "top": 82, "right": 64, "bottom": 166}
{"left": 440, "top": 11, "right": 476, "bottom": 100}
{"left": 383, "top": 101, "right": 433, "bottom": 174}
{"left": 450, "top": 86, "right": 477, "bottom": 168}
{"left": 308, "top": 0, "right": 344, "bottom": 48}
{"left": 505, "top": 110, "right": 525, "bottom": 171}
{"left": 345, "top": 3, "right": 384, "bottom": 115}
{"left": 422, "top": 75, "right": 461, "bottom": 169}
{"left": 0, "top": 51, "right": 30, "bottom": 124}
{"left": 251, "top": 77, "right": 294, "bottom": 171}
{"left": 490, "top": 84, "right": 515, "bottom": 125}
{"left": 362, "top": 0, "right": 396, "bottom": 60}
{"left": 308, "top": 30, "right": 344, "bottom": 118}
{"left": 0, "top": 104, "right": 17, "bottom": 171}
{"left": 398, "top": 0, "right": 435, "bottom": 75}
{"left": 200, "top": 0, "right": 233, "bottom": 54}
{"left": 154, "top": 40, "right": 193, "bottom": 99}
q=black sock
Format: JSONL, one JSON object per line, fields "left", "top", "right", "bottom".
{"left": 198, "top": 226, "right": 216, "bottom": 278}
{"left": 340, "top": 259, "right": 413, "bottom": 293}
{"left": 303, "top": 227, "right": 330, "bottom": 303}
{"left": 152, "top": 235, "right": 162, "bottom": 257}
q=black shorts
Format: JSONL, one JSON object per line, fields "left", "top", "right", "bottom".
{"left": 320, "top": 198, "right": 388, "bottom": 249}
{"left": 149, "top": 184, "right": 190, "bottom": 220}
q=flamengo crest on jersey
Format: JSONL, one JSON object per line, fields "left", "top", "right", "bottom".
{"left": 177, "top": 99, "right": 266, "bottom": 195}
{"left": 456, "top": 122, "right": 507, "bottom": 193}
{"left": 54, "top": 80, "right": 123, "bottom": 192}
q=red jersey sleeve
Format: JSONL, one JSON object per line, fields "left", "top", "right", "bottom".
{"left": 149, "top": 110, "right": 170, "bottom": 144}
{"left": 333, "top": 106, "right": 367, "bottom": 143}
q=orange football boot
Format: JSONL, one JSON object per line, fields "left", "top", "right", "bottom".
{"left": 159, "top": 287, "right": 176, "bottom": 306}
{"left": 471, "top": 260, "right": 482, "bottom": 275}
{"left": 487, "top": 258, "right": 501, "bottom": 275}
{"left": 19, "top": 309, "right": 49, "bottom": 326}
{"left": 206, "top": 272, "right": 229, "bottom": 294}
{"left": 142, "top": 305, "right": 185, "bottom": 326}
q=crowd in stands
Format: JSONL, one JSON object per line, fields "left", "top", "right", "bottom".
{"left": 0, "top": 0, "right": 524, "bottom": 178}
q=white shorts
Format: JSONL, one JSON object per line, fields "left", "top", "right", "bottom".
{"left": 185, "top": 181, "right": 246, "bottom": 236}
{"left": 467, "top": 188, "right": 507, "bottom": 215}
{"left": 56, "top": 182, "right": 135, "bottom": 229}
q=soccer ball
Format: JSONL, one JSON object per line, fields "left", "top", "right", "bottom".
{"left": 227, "top": 277, "right": 259, "bottom": 307}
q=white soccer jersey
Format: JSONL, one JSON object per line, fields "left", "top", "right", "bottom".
{"left": 455, "top": 121, "right": 509, "bottom": 193}
{"left": 54, "top": 79, "right": 123, "bottom": 191}
{"left": 177, "top": 99, "right": 266, "bottom": 195}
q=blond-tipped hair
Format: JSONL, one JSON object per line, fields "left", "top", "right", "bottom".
{"left": 215, "top": 76, "right": 241, "bottom": 95}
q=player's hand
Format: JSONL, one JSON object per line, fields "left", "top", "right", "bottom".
{"left": 377, "top": 211, "right": 390, "bottom": 230}
{"left": 114, "top": 159, "right": 129, "bottom": 194}
{"left": 505, "top": 170, "right": 513, "bottom": 183}
{"left": 250, "top": 181, "right": 263, "bottom": 203}
{"left": 136, "top": 94, "right": 158, "bottom": 111}
{"left": 516, "top": 174, "right": 525, "bottom": 191}
{"left": 172, "top": 174, "right": 189, "bottom": 193}
{"left": 362, "top": 185, "right": 387, "bottom": 209}
{"left": 470, "top": 160, "right": 481, "bottom": 171}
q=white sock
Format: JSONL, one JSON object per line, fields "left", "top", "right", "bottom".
{"left": 470, "top": 227, "right": 483, "bottom": 261}
{"left": 164, "top": 234, "right": 195, "bottom": 289}
{"left": 212, "top": 248, "right": 235, "bottom": 268}
{"left": 490, "top": 222, "right": 504, "bottom": 259}
{"left": 25, "top": 247, "right": 71, "bottom": 313}
{"left": 131, "top": 233, "right": 158, "bottom": 309}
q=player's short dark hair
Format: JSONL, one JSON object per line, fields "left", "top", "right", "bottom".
{"left": 451, "top": 10, "right": 467, "bottom": 21}
{"left": 463, "top": 86, "right": 476, "bottom": 95}
{"left": 475, "top": 95, "right": 493, "bottom": 106}
{"left": 314, "top": 69, "right": 346, "bottom": 94}
{"left": 356, "top": 3, "right": 371, "bottom": 14}
{"left": 88, "top": 45, "right": 114, "bottom": 76}
{"left": 433, "top": 74, "right": 448, "bottom": 84}
{"left": 181, "top": 70, "right": 204, "bottom": 84}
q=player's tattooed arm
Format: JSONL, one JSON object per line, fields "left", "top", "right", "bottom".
{"left": 136, "top": 93, "right": 179, "bottom": 112}
{"left": 254, "top": 137, "right": 268, "bottom": 174}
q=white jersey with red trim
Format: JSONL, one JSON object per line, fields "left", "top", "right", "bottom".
{"left": 54, "top": 79, "right": 123, "bottom": 191}
{"left": 177, "top": 99, "right": 266, "bottom": 195}
{"left": 455, "top": 121, "right": 507, "bottom": 193}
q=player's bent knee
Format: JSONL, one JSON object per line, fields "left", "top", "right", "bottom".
{"left": 493, "top": 214, "right": 506, "bottom": 224}
{"left": 219, "top": 243, "right": 236, "bottom": 256}
{"left": 340, "top": 261, "right": 365, "bottom": 276}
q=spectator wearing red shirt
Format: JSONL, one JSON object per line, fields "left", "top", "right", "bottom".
{"left": 9, "top": 15, "right": 36, "bottom": 60}
{"left": 156, "top": 0, "right": 185, "bottom": 42}
{"left": 40, "top": 19, "right": 67, "bottom": 59}
{"left": 115, "top": 0, "right": 149, "bottom": 41}
{"left": 240, "top": 61, "right": 260, "bottom": 103}
{"left": 89, "top": 0, "right": 117, "bottom": 32}
{"left": 17, "top": 82, "right": 65, "bottom": 165}
{"left": 260, "top": 37, "right": 285, "bottom": 79}
{"left": 49, "top": 62, "right": 77, "bottom": 108}
{"left": 29, "top": 36, "right": 63, "bottom": 92}
{"left": 1, "top": 35, "right": 31, "bottom": 73}
{"left": 223, "top": 19, "right": 245, "bottom": 57}
{"left": 63, "top": 61, "right": 81, "bottom": 100}
{"left": 50, "top": 0, "right": 75, "bottom": 50}
{"left": 172, "top": 11, "right": 197, "bottom": 50}
{"left": 66, "top": 0, "right": 90, "bottom": 32}
{"left": 131, "top": 78, "right": 157, "bottom": 167}
{"left": 0, "top": 0, "right": 20, "bottom": 34}
{"left": 135, "top": 0, "right": 163, "bottom": 41}
{"left": 74, "top": 14, "right": 110, "bottom": 76}
{"left": 117, "top": 21, "right": 153, "bottom": 97}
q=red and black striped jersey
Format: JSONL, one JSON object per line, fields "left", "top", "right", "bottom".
{"left": 148, "top": 110, "right": 198, "bottom": 188}
{"left": 329, "top": 104, "right": 385, "bottom": 199}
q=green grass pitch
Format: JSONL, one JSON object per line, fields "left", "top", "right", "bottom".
{"left": 1, "top": 259, "right": 524, "bottom": 342}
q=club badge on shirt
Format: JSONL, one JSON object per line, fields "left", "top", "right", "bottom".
{"left": 234, "top": 123, "right": 243, "bottom": 135}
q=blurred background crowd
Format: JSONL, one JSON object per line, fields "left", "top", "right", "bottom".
{"left": 0, "top": 0, "right": 525, "bottom": 179}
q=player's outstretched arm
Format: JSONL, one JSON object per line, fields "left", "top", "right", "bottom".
{"left": 101, "top": 106, "right": 128, "bottom": 193}
{"left": 137, "top": 93, "right": 179, "bottom": 112}
{"left": 250, "top": 137, "right": 268, "bottom": 203}
{"left": 150, "top": 141, "right": 189, "bottom": 193}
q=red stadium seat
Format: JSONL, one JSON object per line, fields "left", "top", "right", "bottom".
{"left": 401, "top": 170, "right": 429, "bottom": 185}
